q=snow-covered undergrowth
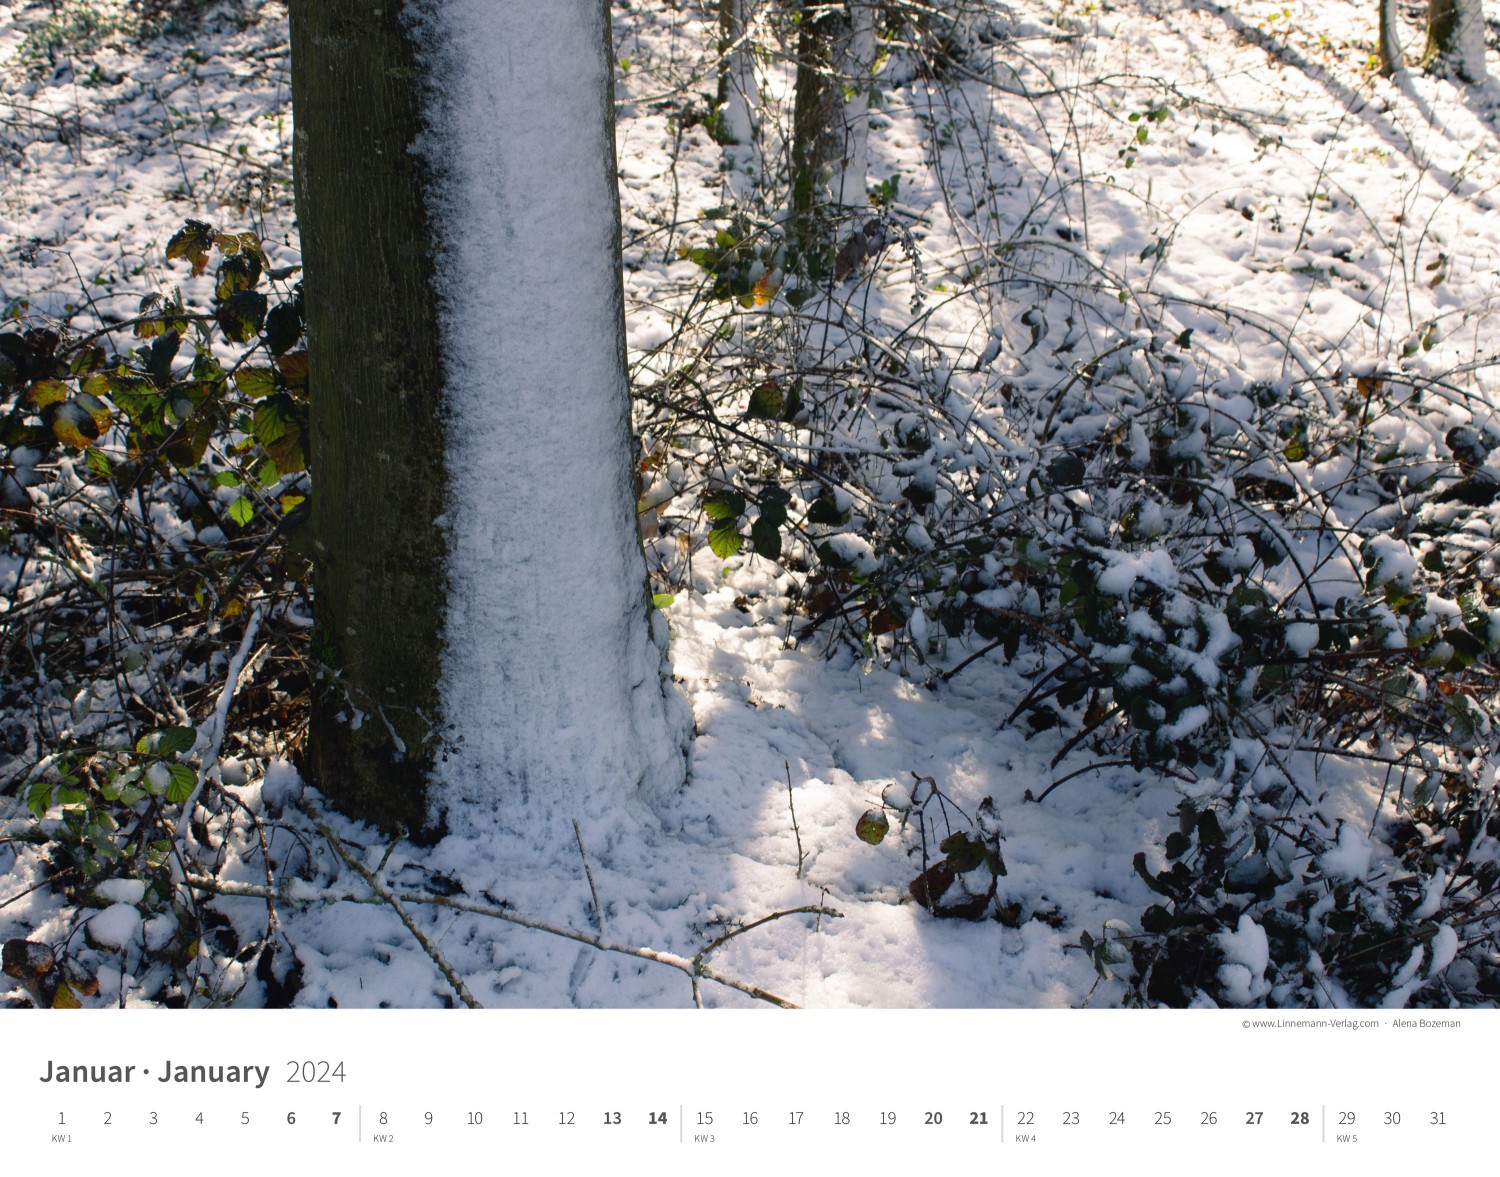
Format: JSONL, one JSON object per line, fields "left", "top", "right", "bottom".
{"left": 2, "top": 0, "right": 1498, "bottom": 1008}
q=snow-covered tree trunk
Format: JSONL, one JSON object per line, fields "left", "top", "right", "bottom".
{"left": 789, "top": 2, "right": 878, "bottom": 275}
{"left": 717, "top": 0, "right": 761, "bottom": 146}
{"left": 291, "top": 0, "right": 688, "bottom": 846}
{"left": 1423, "top": 0, "right": 1488, "bottom": 82}
{"left": 1378, "top": 0, "right": 1404, "bottom": 75}
{"left": 833, "top": 2, "right": 876, "bottom": 211}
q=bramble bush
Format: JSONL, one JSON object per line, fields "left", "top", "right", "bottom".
{"left": 2, "top": 219, "right": 310, "bottom": 1006}
{"left": 639, "top": 2, "right": 1500, "bottom": 1006}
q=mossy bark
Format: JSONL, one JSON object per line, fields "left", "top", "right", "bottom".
{"left": 289, "top": 2, "right": 447, "bottom": 837}
{"left": 1423, "top": 0, "right": 1487, "bottom": 82}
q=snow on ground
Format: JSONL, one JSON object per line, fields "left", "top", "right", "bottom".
{"left": 2, "top": 0, "right": 1498, "bottom": 1007}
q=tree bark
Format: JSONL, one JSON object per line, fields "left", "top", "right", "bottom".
{"left": 1423, "top": 0, "right": 1488, "bottom": 82}
{"left": 290, "top": 1, "right": 448, "bottom": 837}
{"left": 717, "top": 0, "right": 760, "bottom": 146}
{"left": 789, "top": 2, "right": 877, "bottom": 276}
{"left": 1377, "top": 0, "right": 1403, "bottom": 75}
{"left": 289, "top": 0, "right": 688, "bottom": 844}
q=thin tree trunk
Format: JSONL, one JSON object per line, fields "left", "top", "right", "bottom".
{"left": 717, "top": 0, "right": 760, "bottom": 145}
{"left": 789, "top": 2, "right": 877, "bottom": 276}
{"left": 290, "top": 1, "right": 448, "bottom": 837}
{"left": 1378, "top": 0, "right": 1403, "bottom": 75}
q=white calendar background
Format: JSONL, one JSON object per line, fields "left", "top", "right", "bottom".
{"left": 6, "top": 1009, "right": 1493, "bottom": 1173}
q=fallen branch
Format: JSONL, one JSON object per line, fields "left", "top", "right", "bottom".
{"left": 176, "top": 601, "right": 266, "bottom": 854}
{"left": 179, "top": 802, "right": 843, "bottom": 1010}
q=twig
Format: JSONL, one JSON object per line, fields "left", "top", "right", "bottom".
{"left": 572, "top": 819, "right": 604, "bottom": 933}
{"left": 784, "top": 760, "right": 806, "bottom": 879}
{"left": 175, "top": 601, "right": 265, "bottom": 853}
{"left": 300, "top": 805, "right": 482, "bottom": 1009}
{"left": 193, "top": 808, "right": 844, "bottom": 1010}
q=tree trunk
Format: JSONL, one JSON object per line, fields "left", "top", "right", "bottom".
{"left": 290, "top": 2, "right": 448, "bottom": 837}
{"left": 290, "top": 0, "right": 688, "bottom": 845}
{"left": 1377, "top": 0, "right": 1403, "bottom": 75}
{"left": 1423, "top": 0, "right": 1487, "bottom": 81}
{"left": 717, "top": 0, "right": 760, "bottom": 146}
{"left": 789, "top": 2, "right": 877, "bottom": 276}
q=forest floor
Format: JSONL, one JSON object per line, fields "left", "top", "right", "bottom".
{"left": 2, "top": 0, "right": 1498, "bottom": 1008}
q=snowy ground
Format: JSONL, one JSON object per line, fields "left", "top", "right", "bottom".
{"left": 2, "top": 0, "right": 1498, "bottom": 1008}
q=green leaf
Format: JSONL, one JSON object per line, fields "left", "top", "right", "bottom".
{"left": 215, "top": 290, "right": 268, "bottom": 344}
{"left": 746, "top": 382, "right": 784, "bottom": 420}
{"left": 1133, "top": 851, "right": 1171, "bottom": 896}
{"left": 263, "top": 300, "right": 303, "bottom": 356}
{"left": 156, "top": 726, "right": 199, "bottom": 756}
{"left": 27, "top": 779, "right": 52, "bottom": 819}
{"left": 709, "top": 524, "right": 744, "bottom": 559}
{"left": 26, "top": 378, "right": 68, "bottom": 407}
{"left": 703, "top": 489, "right": 746, "bottom": 521}
{"left": 750, "top": 517, "right": 783, "bottom": 561}
{"left": 52, "top": 400, "right": 102, "bottom": 449}
{"left": 165, "top": 764, "right": 196, "bottom": 805}
{"left": 228, "top": 496, "right": 255, "bottom": 527}
{"left": 855, "top": 809, "right": 890, "bottom": 845}
{"left": 215, "top": 251, "right": 263, "bottom": 301}
{"left": 1141, "top": 904, "right": 1174, "bottom": 934}
{"left": 651, "top": 593, "right": 675, "bottom": 610}
{"left": 807, "top": 497, "right": 845, "bottom": 525}
{"left": 233, "top": 366, "right": 278, "bottom": 399}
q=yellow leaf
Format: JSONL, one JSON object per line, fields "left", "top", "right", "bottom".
{"left": 753, "top": 269, "right": 783, "bottom": 305}
{"left": 51, "top": 981, "right": 82, "bottom": 1009}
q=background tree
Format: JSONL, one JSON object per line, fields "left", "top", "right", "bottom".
{"left": 1423, "top": 0, "right": 1487, "bottom": 81}
{"left": 788, "top": 1, "right": 877, "bottom": 274}
{"left": 1378, "top": 0, "right": 1404, "bottom": 74}
{"left": 290, "top": 0, "right": 687, "bottom": 842}
{"left": 717, "top": 0, "right": 761, "bottom": 146}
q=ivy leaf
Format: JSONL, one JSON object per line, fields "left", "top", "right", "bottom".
{"left": 709, "top": 524, "right": 744, "bottom": 558}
